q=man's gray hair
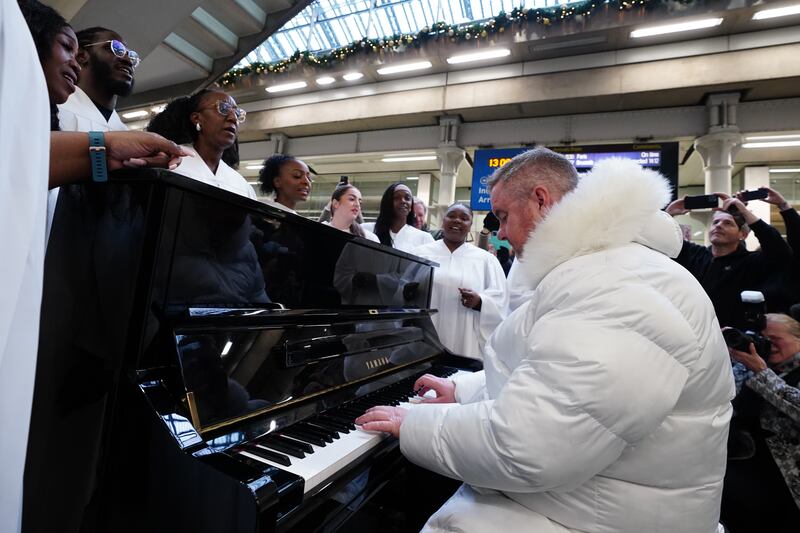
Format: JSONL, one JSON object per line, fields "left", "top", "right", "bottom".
{"left": 413, "top": 196, "right": 427, "bottom": 214}
{"left": 487, "top": 147, "right": 579, "bottom": 200}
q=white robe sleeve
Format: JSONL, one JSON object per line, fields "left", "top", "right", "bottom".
{"left": 0, "top": 2, "right": 50, "bottom": 530}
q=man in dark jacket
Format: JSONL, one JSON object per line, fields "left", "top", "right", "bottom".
{"left": 667, "top": 193, "right": 792, "bottom": 328}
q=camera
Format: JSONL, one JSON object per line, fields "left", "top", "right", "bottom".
{"left": 722, "top": 291, "right": 771, "bottom": 359}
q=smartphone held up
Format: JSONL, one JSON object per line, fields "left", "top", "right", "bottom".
{"left": 683, "top": 194, "right": 722, "bottom": 210}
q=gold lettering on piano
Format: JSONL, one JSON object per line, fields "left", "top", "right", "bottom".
{"left": 365, "top": 356, "right": 390, "bottom": 370}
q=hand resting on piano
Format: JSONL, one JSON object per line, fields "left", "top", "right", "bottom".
{"left": 355, "top": 373, "right": 456, "bottom": 437}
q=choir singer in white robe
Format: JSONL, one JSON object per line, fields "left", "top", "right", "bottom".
{"left": 0, "top": 2, "right": 51, "bottom": 530}
{"left": 414, "top": 203, "right": 508, "bottom": 360}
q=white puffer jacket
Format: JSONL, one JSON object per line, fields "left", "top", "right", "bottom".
{"left": 400, "top": 159, "right": 735, "bottom": 533}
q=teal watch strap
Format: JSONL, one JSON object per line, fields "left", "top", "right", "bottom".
{"left": 88, "top": 131, "right": 108, "bottom": 182}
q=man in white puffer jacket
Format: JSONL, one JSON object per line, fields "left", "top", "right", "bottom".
{"left": 357, "top": 148, "right": 735, "bottom": 533}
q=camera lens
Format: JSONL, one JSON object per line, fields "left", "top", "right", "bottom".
{"left": 722, "top": 328, "right": 752, "bottom": 352}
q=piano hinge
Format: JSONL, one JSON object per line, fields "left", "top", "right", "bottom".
{"left": 185, "top": 391, "right": 202, "bottom": 431}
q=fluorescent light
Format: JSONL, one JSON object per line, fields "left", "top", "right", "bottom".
{"left": 342, "top": 72, "right": 363, "bottom": 81}
{"left": 742, "top": 141, "right": 800, "bottom": 148}
{"left": 770, "top": 168, "right": 800, "bottom": 173}
{"left": 447, "top": 48, "right": 511, "bottom": 64}
{"left": 406, "top": 176, "right": 419, "bottom": 180}
{"left": 150, "top": 105, "right": 166, "bottom": 114}
{"left": 316, "top": 76, "right": 335, "bottom": 85}
{"left": 265, "top": 81, "right": 307, "bottom": 93}
{"left": 221, "top": 340, "right": 233, "bottom": 356}
{"left": 630, "top": 17, "right": 723, "bottom": 38}
{"left": 122, "top": 110, "right": 149, "bottom": 119}
{"left": 753, "top": 4, "right": 800, "bottom": 20}
{"left": 376, "top": 61, "right": 432, "bottom": 75}
{"left": 745, "top": 134, "right": 800, "bottom": 141}
{"left": 245, "top": 165, "right": 264, "bottom": 170}
{"left": 381, "top": 155, "right": 437, "bottom": 163}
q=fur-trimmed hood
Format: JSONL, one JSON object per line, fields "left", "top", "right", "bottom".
{"left": 513, "top": 158, "right": 683, "bottom": 291}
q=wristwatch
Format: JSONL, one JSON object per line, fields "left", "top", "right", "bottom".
{"left": 88, "top": 131, "right": 108, "bottom": 182}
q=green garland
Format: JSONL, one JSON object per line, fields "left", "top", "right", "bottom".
{"left": 220, "top": 0, "right": 686, "bottom": 87}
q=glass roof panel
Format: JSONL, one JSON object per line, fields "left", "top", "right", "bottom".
{"left": 236, "top": 0, "right": 586, "bottom": 65}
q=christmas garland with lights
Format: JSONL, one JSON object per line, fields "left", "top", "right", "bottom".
{"left": 220, "top": 0, "right": 692, "bottom": 87}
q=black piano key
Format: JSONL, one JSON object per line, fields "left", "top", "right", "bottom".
{"left": 239, "top": 445, "right": 292, "bottom": 467}
{"left": 316, "top": 415, "right": 353, "bottom": 431}
{"left": 336, "top": 406, "right": 365, "bottom": 417}
{"left": 296, "top": 423, "right": 338, "bottom": 441}
{"left": 267, "top": 434, "right": 314, "bottom": 454}
{"left": 328, "top": 410, "right": 358, "bottom": 423}
{"left": 324, "top": 413, "right": 356, "bottom": 429}
{"left": 254, "top": 439, "right": 305, "bottom": 459}
{"left": 280, "top": 427, "right": 327, "bottom": 447}
{"left": 306, "top": 417, "right": 350, "bottom": 434}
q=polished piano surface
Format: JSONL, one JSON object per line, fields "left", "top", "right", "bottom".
{"left": 26, "top": 171, "right": 480, "bottom": 533}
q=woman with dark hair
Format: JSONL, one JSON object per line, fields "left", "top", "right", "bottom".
{"left": 147, "top": 89, "right": 256, "bottom": 199}
{"left": 258, "top": 154, "right": 312, "bottom": 213}
{"left": 362, "top": 182, "right": 433, "bottom": 252}
{"left": 415, "top": 202, "right": 508, "bottom": 360}
{"left": 17, "top": 0, "right": 80, "bottom": 130}
{"left": 324, "top": 184, "right": 379, "bottom": 242}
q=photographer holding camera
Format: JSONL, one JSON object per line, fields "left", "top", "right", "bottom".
{"left": 666, "top": 193, "right": 792, "bottom": 329}
{"left": 723, "top": 312, "right": 800, "bottom": 530}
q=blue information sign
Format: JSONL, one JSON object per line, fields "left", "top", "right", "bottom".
{"left": 470, "top": 144, "right": 676, "bottom": 209}
{"left": 470, "top": 148, "right": 525, "bottom": 210}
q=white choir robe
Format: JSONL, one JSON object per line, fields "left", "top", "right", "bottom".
{"left": 0, "top": 1, "right": 50, "bottom": 530}
{"left": 414, "top": 240, "right": 508, "bottom": 360}
{"left": 172, "top": 147, "right": 258, "bottom": 200}
{"left": 361, "top": 222, "right": 433, "bottom": 253}
{"left": 58, "top": 86, "right": 127, "bottom": 132}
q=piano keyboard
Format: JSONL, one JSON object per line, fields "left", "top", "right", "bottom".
{"left": 230, "top": 369, "right": 463, "bottom": 494}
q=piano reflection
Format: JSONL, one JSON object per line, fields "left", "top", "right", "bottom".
{"left": 25, "top": 171, "right": 481, "bottom": 533}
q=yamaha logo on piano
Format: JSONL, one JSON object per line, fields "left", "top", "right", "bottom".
{"left": 365, "top": 356, "right": 390, "bottom": 369}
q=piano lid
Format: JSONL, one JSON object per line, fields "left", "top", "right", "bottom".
{"left": 41, "top": 170, "right": 436, "bottom": 369}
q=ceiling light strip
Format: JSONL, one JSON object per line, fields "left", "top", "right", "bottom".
{"left": 630, "top": 17, "right": 723, "bottom": 38}
{"left": 376, "top": 61, "right": 432, "bottom": 75}
{"left": 753, "top": 5, "right": 800, "bottom": 20}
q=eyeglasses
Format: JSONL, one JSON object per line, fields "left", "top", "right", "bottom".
{"left": 84, "top": 39, "right": 140, "bottom": 68}
{"left": 206, "top": 100, "right": 247, "bottom": 124}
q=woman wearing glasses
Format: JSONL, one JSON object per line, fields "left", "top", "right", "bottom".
{"left": 147, "top": 89, "right": 257, "bottom": 199}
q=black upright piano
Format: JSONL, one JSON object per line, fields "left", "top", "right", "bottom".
{"left": 25, "top": 172, "right": 480, "bottom": 533}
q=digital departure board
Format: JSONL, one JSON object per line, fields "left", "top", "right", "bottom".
{"left": 470, "top": 143, "right": 678, "bottom": 210}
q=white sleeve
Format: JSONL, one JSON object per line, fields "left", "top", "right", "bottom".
{"left": 452, "top": 370, "right": 487, "bottom": 404}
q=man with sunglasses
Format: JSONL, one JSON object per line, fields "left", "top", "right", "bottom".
{"left": 57, "top": 27, "right": 135, "bottom": 132}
